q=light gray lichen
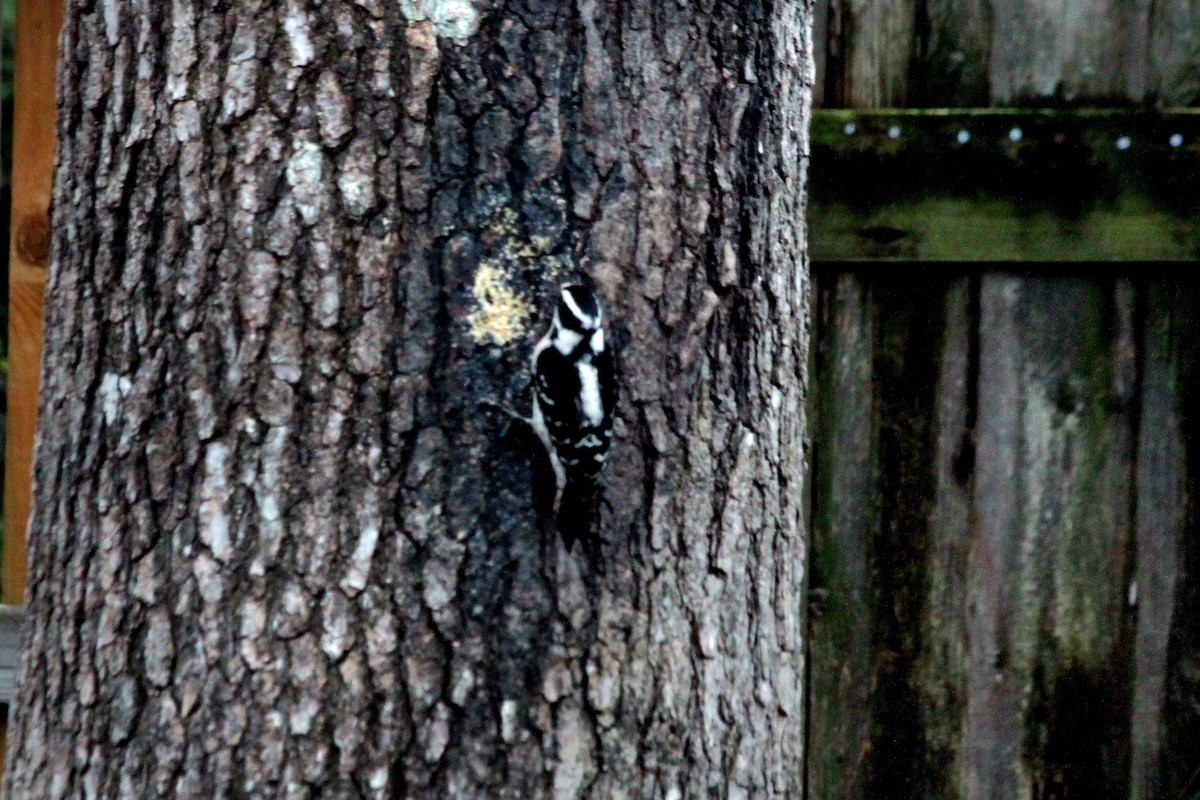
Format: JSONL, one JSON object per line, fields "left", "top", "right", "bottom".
{"left": 285, "top": 141, "right": 327, "bottom": 225}
{"left": 399, "top": 0, "right": 480, "bottom": 41}
{"left": 283, "top": 0, "right": 315, "bottom": 65}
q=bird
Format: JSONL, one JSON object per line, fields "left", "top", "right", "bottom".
{"left": 529, "top": 283, "right": 617, "bottom": 550}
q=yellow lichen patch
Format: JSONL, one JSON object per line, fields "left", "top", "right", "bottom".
{"left": 469, "top": 264, "right": 533, "bottom": 345}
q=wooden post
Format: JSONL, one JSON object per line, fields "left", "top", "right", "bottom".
{"left": 3, "top": 0, "right": 63, "bottom": 605}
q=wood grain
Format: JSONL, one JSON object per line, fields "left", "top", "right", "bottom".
{"left": 806, "top": 271, "right": 879, "bottom": 798}
{"left": 829, "top": 0, "right": 915, "bottom": 107}
{"left": 1156, "top": 283, "right": 1200, "bottom": 800}
{"left": 1151, "top": 2, "right": 1200, "bottom": 106}
{"left": 4, "top": 0, "right": 63, "bottom": 605}
{"left": 805, "top": 274, "right": 1195, "bottom": 799}
{"left": 988, "top": 0, "right": 1149, "bottom": 106}
{"left": 1129, "top": 281, "right": 1187, "bottom": 800}
{"left": 916, "top": 276, "right": 973, "bottom": 799}
{"left": 963, "top": 275, "right": 1142, "bottom": 798}
{"left": 816, "top": 0, "right": 1200, "bottom": 107}
{"left": 915, "top": 0, "right": 991, "bottom": 107}
{"left": 966, "top": 274, "right": 1026, "bottom": 799}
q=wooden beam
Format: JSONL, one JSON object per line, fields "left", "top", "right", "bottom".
{"left": 4, "top": 0, "right": 64, "bottom": 605}
{"left": 814, "top": 0, "right": 1200, "bottom": 108}
{"left": 809, "top": 109, "right": 1200, "bottom": 262}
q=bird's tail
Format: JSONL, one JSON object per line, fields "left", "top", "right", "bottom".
{"left": 556, "top": 475, "right": 600, "bottom": 555}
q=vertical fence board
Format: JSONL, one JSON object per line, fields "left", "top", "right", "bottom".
{"left": 870, "top": 276, "right": 957, "bottom": 796}
{"left": 807, "top": 273, "right": 974, "bottom": 799}
{"left": 807, "top": 272, "right": 879, "bottom": 799}
{"left": 806, "top": 273, "right": 1191, "bottom": 800}
{"left": 988, "top": 0, "right": 1149, "bottom": 106}
{"left": 813, "top": 0, "right": 829, "bottom": 109}
{"left": 1160, "top": 283, "right": 1200, "bottom": 800}
{"left": 4, "top": 0, "right": 62, "bottom": 605}
{"left": 915, "top": 276, "right": 974, "bottom": 799}
{"left": 1150, "top": 1, "right": 1200, "bottom": 107}
{"left": 968, "top": 276, "right": 1139, "bottom": 798}
{"left": 1129, "top": 281, "right": 1188, "bottom": 800}
{"left": 828, "top": 0, "right": 915, "bottom": 108}
{"left": 916, "top": 0, "right": 991, "bottom": 107}
{"left": 815, "top": 0, "right": 1200, "bottom": 107}
{"left": 1029, "top": 277, "right": 1138, "bottom": 796}
{"left": 967, "top": 274, "right": 1026, "bottom": 799}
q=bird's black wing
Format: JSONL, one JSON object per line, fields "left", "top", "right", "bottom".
{"left": 593, "top": 343, "right": 617, "bottom": 458}
{"left": 534, "top": 346, "right": 614, "bottom": 479}
{"left": 534, "top": 345, "right": 582, "bottom": 457}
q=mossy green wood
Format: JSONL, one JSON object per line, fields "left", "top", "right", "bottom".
{"left": 805, "top": 271, "right": 1199, "bottom": 799}
{"left": 808, "top": 110, "right": 1200, "bottom": 262}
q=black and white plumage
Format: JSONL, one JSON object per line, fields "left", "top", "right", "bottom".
{"left": 531, "top": 284, "right": 617, "bottom": 547}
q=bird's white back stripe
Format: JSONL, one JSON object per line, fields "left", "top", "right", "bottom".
{"left": 578, "top": 362, "right": 603, "bottom": 426}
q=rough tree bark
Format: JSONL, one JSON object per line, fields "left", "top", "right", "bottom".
{"left": 3, "top": 1, "right": 813, "bottom": 798}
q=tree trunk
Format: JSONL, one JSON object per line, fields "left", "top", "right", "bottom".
{"left": 3, "top": 2, "right": 813, "bottom": 798}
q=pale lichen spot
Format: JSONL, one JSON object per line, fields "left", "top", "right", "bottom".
{"left": 368, "top": 768, "right": 389, "bottom": 792}
{"left": 285, "top": 141, "right": 326, "bottom": 225}
{"left": 469, "top": 264, "right": 533, "bottom": 346}
{"left": 315, "top": 71, "right": 351, "bottom": 145}
{"left": 98, "top": 372, "right": 132, "bottom": 425}
{"left": 101, "top": 0, "right": 119, "bottom": 45}
{"left": 399, "top": 0, "right": 480, "bottom": 42}
{"left": 283, "top": 0, "right": 315, "bottom": 66}
{"left": 198, "top": 442, "right": 233, "bottom": 561}
{"left": 500, "top": 699, "right": 519, "bottom": 743}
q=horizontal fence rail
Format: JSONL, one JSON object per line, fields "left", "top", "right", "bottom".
{"left": 808, "top": 109, "right": 1200, "bottom": 262}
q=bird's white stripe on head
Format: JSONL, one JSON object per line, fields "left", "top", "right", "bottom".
{"left": 589, "top": 329, "right": 604, "bottom": 353}
{"left": 561, "top": 288, "right": 599, "bottom": 329}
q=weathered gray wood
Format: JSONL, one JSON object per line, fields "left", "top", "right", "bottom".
{"left": 806, "top": 272, "right": 879, "bottom": 799}
{"left": 988, "top": 0, "right": 1150, "bottom": 105}
{"left": 915, "top": 276, "right": 973, "bottom": 799}
{"left": 815, "top": 0, "right": 1200, "bottom": 107}
{"left": 826, "top": 0, "right": 915, "bottom": 107}
{"left": 916, "top": 0, "right": 991, "bottom": 107}
{"left": 806, "top": 274, "right": 974, "bottom": 797}
{"left": 2, "top": 2, "right": 814, "bottom": 798}
{"left": 969, "top": 275, "right": 1139, "bottom": 798}
{"left": 1151, "top": 2, "right": 1200, "bottom": 106}
{"left": 805, "top": 274, "right": 1197, "bottom": 799}
{"left": 1129, "top": 280, "right": 1188, "bottom": 800}
{"left": 967, "top": 274, "right": 1027, "bottom": 799}
{"left": 1155, "top": 283, "right": 1200, "bottom": 800}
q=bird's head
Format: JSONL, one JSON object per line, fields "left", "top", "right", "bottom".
{"left": 555, "top": 284, "right": 603, "bottom": 333}
{"left": 551, "top": 284, "right": 605, "bottom": 355}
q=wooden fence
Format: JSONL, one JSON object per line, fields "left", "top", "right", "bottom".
{"left": 0, "top": 0, "right": 62, "bottom": 773}
{"left": 807, "top": 272, "right": 1199, "bottom": 799}
{"left": 814, "top": 0, "right": 1200, "bottom": 109}
{"left": 5, "top": 0, "right": 60, "bottom": 609}
{"left": 807, "top": 1, "right": 1199, "bottom": 798}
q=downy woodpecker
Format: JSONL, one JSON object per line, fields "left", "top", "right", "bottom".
{"left": 531, "top": 284, "right": 617, "bottom": 548}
